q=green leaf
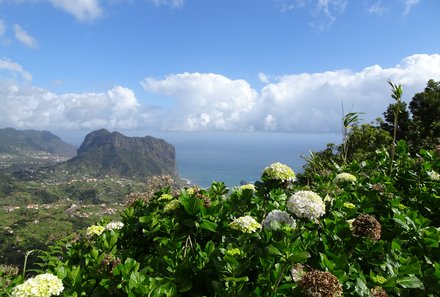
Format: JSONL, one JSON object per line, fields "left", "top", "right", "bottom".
{"left": 200, "top": 219, "right": 218, "bottom": 232}
{"left": 181, "top": 196, "right": 204, "bottom": 215}
{"left": 266, "top": 245, "right": 283, "bottom": 256}
{"left": 290, "top": 251, "right": 311, "bottom": 263}
{"left": 353, "top": 277, "right": 370, "bottom": 297}
{"left": 397, "top": 276, "right": 424, "bottom": 289}
{"left": 55, "top": 265, "right": 68, "bottom": 279}
{"left": 399, "top": 257, "right": 421, "bottom": 275}
{"left": 138, "top": 216, "right": 149, "bottom": 223}
{"left": 205, "top": 240, "right": 215, "bottom": 256}
{"left": 224, "top": 276, "right": 249, "bottom": 282}
{"left": 129, "top": 272, "right": 145, "bottom": 290}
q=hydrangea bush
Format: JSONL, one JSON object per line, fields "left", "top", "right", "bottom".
{"left": 3, "top": 142, "right": 440, "bottom": 296}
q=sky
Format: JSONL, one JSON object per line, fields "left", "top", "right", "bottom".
{"left": 1, "top": 0, "right": 440, "bottom": 144}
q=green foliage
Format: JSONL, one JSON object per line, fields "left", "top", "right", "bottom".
{"left": 382, "top": 101, "right": 411, "bottom": 142}
{"left": 342, "top": 111, "right": 364, "bottom": 163}
{"left": 387, "top": 79, "right": 404, "bottom": 174}
{"left": 409, "top": 79, "right": 440, "bottom": 150}
{"left": 4, "top": 145, "right": 440, "bottom": 296}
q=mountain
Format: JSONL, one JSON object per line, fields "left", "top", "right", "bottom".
{"left": 51, "top": 129, "right": 178, "bottom": 181}
{"left": 0, "top": 127, "right": 77, "bottom": 172}
{"left": 0, "top": 127, "right": 77, "bottom": 157}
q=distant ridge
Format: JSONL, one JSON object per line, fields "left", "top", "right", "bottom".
{"left": 52, "top": 129, "right": 178, "bottom": 181}
{"left": 0, "top": 127, "right": 77, "bottom": 158}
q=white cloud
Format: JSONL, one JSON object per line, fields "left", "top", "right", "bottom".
{"left": 141, "top": 54, "right": 440, "bottom": 133}
{"left": 0, "top": 61, "right": 154, "bottom": 130}
{"left": 50, "top": 0, "right": 103, "bottom": 21}
{"left": 277, "top": 0, "right": 348, "bottom": 30}
{"left": 148, "top": 0, "right": 184, "bottom": 8}
{"left": 367, "top": 0, "right": 387, "bottom": 16}
{"left": 402, "top": 0, "right": 420, "bottom": 16}
{"left": 13, "top": 24, "right": 38, "bottom": 48}
{"left": 1, "top": 54, "right": 440, "bottom": 133}
{"left": 0, "top": 19, "right": 5, "bottom": 37}
{"left": 0, "top": 58, "right": 32, "bottom": 81}
{"left": 258, "top": 72, "right": 270, "bottom": 84}
{"left": 313, "top": 0, "right": 348, "bottom": 30}
{"left": 142, "top": 72, "right": 258, "bottom": 131}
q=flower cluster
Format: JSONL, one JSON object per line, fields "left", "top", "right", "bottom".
{"left": 371, "top": 286, "right": 388, "bottom": 297}
{"left": 105, "top": 221, "right": 124, "bottom": 231}
{"left": 286, "top": 190, "right": 325, "bottom": 220}
{"left": 261, "top": 162, "right": 295, "bottom": 182}
{"left": 343, "top": 202, "right": 356, "bottom": 209}
{"left": 164, "top": 200, "right": 180, "bottom": 212}
{"left": 333, "top": 172, "right": 357, "bottom": 185}
{"left": 299, "top": 270, "right": 342, "bottom": 297}
{"left": 262, "top": 210, "right": 296, "bottom": 230}
{"left": 225, "top": 248, "right": 241, "bottom": 256}
{"left": 158, "top": 193, "right": 174, "bottom": 201}
{"left": 352, "top": 214, "right": 381, "bottom": 241}
{"left": 86, "top": 225, "right": 105, "bottom": 236}
{"left": 12, "top": 273, "right": 64, "bottom": 297}
{"left": 428, "top": 170, "right": 440, "bottom": 181}
{"left": 230, "top": 216, "right": 261, "bottom": 233}
{"left": 239, "top": 184, "right": 256, "bottom": 191}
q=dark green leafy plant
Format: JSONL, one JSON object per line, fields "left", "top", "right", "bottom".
{"left": 4, "top": 145, "right": 440, "bottom": 296}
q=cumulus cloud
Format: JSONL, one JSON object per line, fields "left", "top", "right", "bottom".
{"left": 142, "top": 54, "right": 440, "bottom": 133}
{"left": 14, "top": 24, "right": 38, "bottom": 48}
{"left": 1, "top": 54, "right": 440, "bottom": 133}
{"left": 142, "top": 73, "right": 258, "bottom": 131}
{"left": 0, "top": 61, "right": 154, "bottom": 130}
{"left": 50, "top": 0, "right": 103, "bottom": 21}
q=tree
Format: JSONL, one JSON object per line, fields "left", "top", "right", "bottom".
{"left": 409, "top": 79, "right": 440, "bottom": 149}
{"left": 381, "top": 101, "right": 411, "bottom": 142}
{"left": 343, "top": 123, "right": 392, "bottom": 162}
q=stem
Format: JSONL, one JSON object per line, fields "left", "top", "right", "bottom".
{"left": 272, "top": 263, "right": 288, "bottom": 295}
{"left": 22, "top": 250, "right": 35, "bottom": 279}
{"left": 388, "top": 80, "right": 402, "bottom": 175}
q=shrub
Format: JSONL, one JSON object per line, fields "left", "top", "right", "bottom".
{"left": 4, "top": 149, "right": 440, "bottom": 296}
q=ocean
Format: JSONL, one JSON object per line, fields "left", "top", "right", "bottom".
{"left": 155, "top": 132, "right": 341, "bottom": 188}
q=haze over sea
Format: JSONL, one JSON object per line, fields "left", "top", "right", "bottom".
{"left": 154, "top": 132, "right": 340, "bottom": 188}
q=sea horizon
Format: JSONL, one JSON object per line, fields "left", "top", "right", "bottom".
{"left": 157, "top": 131, "right": 341, "bottom": 188}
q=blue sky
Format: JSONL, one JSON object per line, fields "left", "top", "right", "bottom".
{"left": 1, "top": 0, "right": 440, "bottom": 140}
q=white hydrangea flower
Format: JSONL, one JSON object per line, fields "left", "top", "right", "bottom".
{"left": 12, "top": 273, "right": 64, "bottom": 297}
{"left": 230, "top": 216, "right": 261, "bottom": 233}
{"left": 262, "top": 162, "right": 295, "bottom": 182}
{"left": 428, "top": 170, "right": 440, "bottom": 181}
{"left": 86, "top": 225, "right": 105, "bottom": 236}
{"left": 263, "top": 210, "right": 296, "bottom": 230}
{"left": 105, "top": 221, "right": 124, "bottom": 231}
{"left": 286, "top": 190, "right": 325, "bottom": 220}
{"left": 333, "top": 173, "right": 357, "bottom": 185}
